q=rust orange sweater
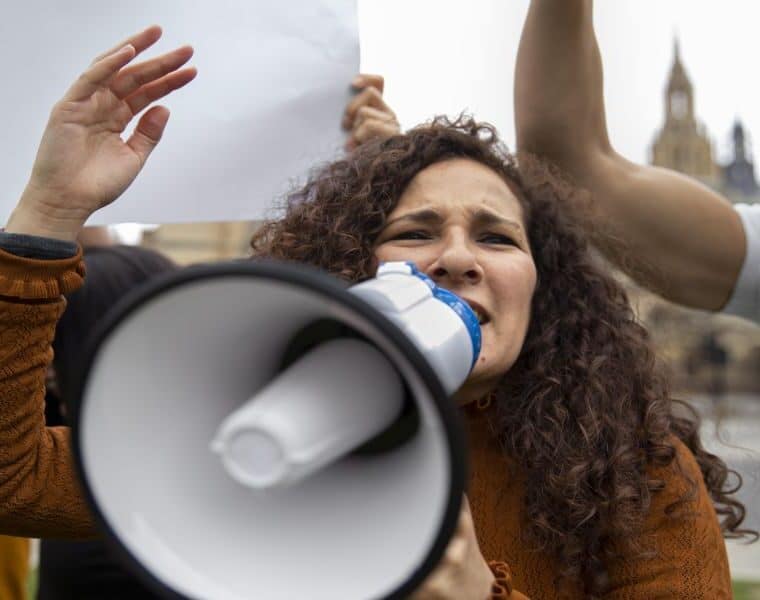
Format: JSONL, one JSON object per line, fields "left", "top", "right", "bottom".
{"left": 0, "top": 248, "right": 732, "bottom": 598}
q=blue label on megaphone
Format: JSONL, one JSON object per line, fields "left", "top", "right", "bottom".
{"left": 399, "top": 261, "right": 482, "bottom": 370}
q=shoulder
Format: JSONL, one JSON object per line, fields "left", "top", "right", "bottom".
{"left": 643, "top": 435, "right": 725, "bottom": 550}
{"left": 604, "top": 437, "right": 732, "bottom": 597}
{"left": 647, "top": 436, "right": 709, "bottom": 515}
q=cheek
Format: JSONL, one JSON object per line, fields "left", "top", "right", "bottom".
{"left": 516, "top": 264, "right": 538, "bottom": 310}
{"left": 373, "top": 246, "right": 436, "bottom": 272}
{"left": 492, "top": 260, "right": 537, "bottom": 327}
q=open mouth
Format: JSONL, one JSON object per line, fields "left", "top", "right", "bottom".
{"left": 474, "top": 310, "right": 490, "bottom": 326}
{"left": 463, "top": 299, "right": 490, "bottom": 326}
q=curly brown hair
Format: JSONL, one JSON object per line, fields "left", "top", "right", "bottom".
{"left": 250, "top": 116, "right": 753, "bottom": 595}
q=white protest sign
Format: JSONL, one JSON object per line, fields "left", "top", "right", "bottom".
{"left": 0, "top": 1, "right": 358, "bottom": 225}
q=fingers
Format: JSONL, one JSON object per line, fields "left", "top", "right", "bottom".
{"left": 64, "top": 26, "right": 181, "bottom": 103}
{"left": 91, "top": 25, "right": 163, "bottom": 65}
{"left": 352, "top": 73, "right": 385, "bottom": 94}
{"left": 347, "top": 119, "right": 400, "bottom": 150}
{"left": 126, "top": 105, "right": 170, "bottom": 165}
{"left": 348, "top": 105, "right": 400, "bottom": 147}
{"left": 343, "top": 83, "right": 394, "bottom": 129}
{"left": 64, "top": 44, "right": 137, "bottom": 102}
{"left": 111, "top": 45, "right": 194, "bottom": 100}
{"left": 354, "top": 106, "right": 397, "bottom": 129}
{"left": 125, "top": 66, "right": 197, "bottom": 115}
{"left": 343, "top": 74, "right": 399, "bottom": 151}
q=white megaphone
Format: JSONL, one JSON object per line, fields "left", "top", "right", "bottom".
{"left": 70, "top": 260, "right": 481, "bottom": 600}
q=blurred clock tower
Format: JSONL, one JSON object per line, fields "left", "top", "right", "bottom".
{"left": 650, "top": 39, "right": 719, "bottom": 183}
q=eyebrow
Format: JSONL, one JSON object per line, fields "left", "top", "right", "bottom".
{"left": 384, "top": 209, "right": 443, "bottom": 228}
{"left": 384, "top": 208, "right": 524, "bottom": 233}
{"left": 471, "top": 209, "right": 524, "bottom": 232}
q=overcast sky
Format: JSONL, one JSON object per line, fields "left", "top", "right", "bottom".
{"left": 360, "top": 0, "right": 760, "bottom": 165}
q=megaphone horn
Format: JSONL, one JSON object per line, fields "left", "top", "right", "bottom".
{"left": 71, "top": 260, "right": 478, "bottom": 600}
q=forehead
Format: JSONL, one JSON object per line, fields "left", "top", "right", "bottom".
{"left": 394, "top": 158, "right": 523, "bottom": 220}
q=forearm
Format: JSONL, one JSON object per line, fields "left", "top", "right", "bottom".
{"left": 0, "top": 246, "right": 96, "bottom": 538}
{"left": 515, "top": 0, "right": 608, "bottom": 163}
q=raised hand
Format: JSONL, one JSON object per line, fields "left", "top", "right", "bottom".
{"left": 6, "top": 26, "right": 197, "bottom": 241}
{"left": 342, "top": 74, "right": 400, "bottom": 151}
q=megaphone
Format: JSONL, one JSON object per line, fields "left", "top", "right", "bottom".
{"left": 70, "top": 260, "right": 481, "bottom": 600}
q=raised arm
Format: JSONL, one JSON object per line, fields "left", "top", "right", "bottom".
{"left": 0, "top": 26, "right": 195, "bottom": 538}
{"left": 515, "top": 0, "right": 745, "bottom": 311}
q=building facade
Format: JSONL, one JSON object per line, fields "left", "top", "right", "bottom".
{"left": 650, "top": 41, "right": 760, "bottom": 203}
{"left": 141, "top": 221, "right": 260, "bottom": 265}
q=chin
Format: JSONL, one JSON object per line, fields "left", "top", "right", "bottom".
{"left": 454, "top": 353, "right": 515, "bottom": 406}
{"left": 454, "top": 375, "right": 497, "bottom": 407}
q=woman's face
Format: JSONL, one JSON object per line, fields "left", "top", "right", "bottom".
{"left": 374, "top": 158, "right": 537, "bottom": 404}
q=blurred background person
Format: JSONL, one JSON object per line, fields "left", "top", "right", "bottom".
{"left": 0, "top": 535, "right": 28, "bottom": 600}
{"left": 39, "top": 243, "right": 176, "bottom": 600}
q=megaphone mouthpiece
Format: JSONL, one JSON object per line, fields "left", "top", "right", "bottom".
{"left": 211, "top": 338, "right": 405, "bottom": 489}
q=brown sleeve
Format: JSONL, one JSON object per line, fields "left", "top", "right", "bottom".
{"left": 0, "top": 247, "right": 97, "bottom": 538}
{"left": 488, "top": 561, "right": 530, "bottom": 600}
{"left": 603, "top": 438, "right": 732, "bottom": 599}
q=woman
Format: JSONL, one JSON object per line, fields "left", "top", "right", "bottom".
{"left": 0, "top": 26, "right": 752, "bottom": 598}
{"left": 250, "top": 117, "right": 751, "bottom": 598}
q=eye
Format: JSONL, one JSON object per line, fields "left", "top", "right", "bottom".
{"left": 391, "top": 230, "right": 432, "bottom": 241}
{"left": 478, "top": 233, "right": 517, "bottom": 246}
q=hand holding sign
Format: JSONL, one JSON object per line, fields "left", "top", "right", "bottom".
{"left": 5, "top": 26, "right": 196, "bottom": 241}
{"left": 343, "top": 74, "right": 400, "bottom": 151}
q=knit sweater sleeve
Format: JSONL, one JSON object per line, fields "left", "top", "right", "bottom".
{"left": 603, "top": 437, "right": 732, "bottom": 599}
{"left": 0, "top": 247, "right": 96, "bottom": 538}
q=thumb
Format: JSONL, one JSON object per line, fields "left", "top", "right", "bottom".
{"left": 457, "top": 496, "right": 476, "bottom": 536}
{"left": 127, "top": 106, "right": 170, "bottom": 165}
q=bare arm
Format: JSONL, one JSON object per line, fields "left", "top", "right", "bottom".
{"left": 514, "top": 0, "right": 746, "bottom": 311}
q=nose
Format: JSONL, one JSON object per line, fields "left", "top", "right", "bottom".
{"left": 427, "top": 236, "right": 483, "bottom": 287}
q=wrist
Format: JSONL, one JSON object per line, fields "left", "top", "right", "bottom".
{"left": 5, "top": 188, "right": 87, "bottom": 242}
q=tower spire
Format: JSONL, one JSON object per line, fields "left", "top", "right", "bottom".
{"left": 651, "top": 38, "right": 716, "bottom": 180}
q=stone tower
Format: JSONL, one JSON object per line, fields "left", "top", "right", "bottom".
{"left": 722, "top": 119, "right": 760, "bottom": 200}
{"left": 650, "top": 40, "right": 718, "bottom": 182}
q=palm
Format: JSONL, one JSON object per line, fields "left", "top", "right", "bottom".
{"left": 33, "top": 91, "right": 143, "bottom": 212}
